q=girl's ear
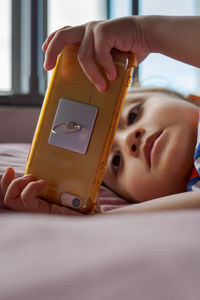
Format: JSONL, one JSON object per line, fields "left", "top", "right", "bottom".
{"left": 188, "top": 94, "right": 200, "bottom": 107}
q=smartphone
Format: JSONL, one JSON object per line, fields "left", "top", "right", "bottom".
{"left": 25, "top": 44, "right": 136, "bottom": 214}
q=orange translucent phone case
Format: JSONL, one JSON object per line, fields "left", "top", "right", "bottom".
{"left": 25, "top": 44, "right": 136, "bottom": 214}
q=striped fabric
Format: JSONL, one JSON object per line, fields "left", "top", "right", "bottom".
{"left": 187, "top": 115, "right": 200, "bottom": 191}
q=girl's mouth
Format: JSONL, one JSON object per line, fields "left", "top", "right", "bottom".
{"left": 144, "top": 130, "right": 163, "bottom": 167}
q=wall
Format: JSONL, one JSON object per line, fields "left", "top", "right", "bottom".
{"left": 0, "top": 106, "right": 40, "bottom": 143}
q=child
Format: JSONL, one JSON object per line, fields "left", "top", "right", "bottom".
{"left": 1, "top": 87, "right": 200, "bottom": 214}
{"left": 1, "top": 15, "right": 200, "bottom": 214}
{"left": 103, "top": 88, "right": 200, "bottom": 212}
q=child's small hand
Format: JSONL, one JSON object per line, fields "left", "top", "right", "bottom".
{"left": 1, "top": 167, "right": 83, "bottom": 215}
{"left": 42, "top": 17, "right": 149, "bottom": 91}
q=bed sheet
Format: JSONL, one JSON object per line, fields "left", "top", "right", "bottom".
{"left": 0, "top": 210, "right": 200, "bottom": 300}
{"left": 0, "top": 144, "right": 200, "bottom": 300}
{"left": 0, "top": 143, "right": 129, "bottom": 213}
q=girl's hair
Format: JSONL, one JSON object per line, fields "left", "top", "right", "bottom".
{"left": 128, "top": 86, "right": 188, "bottom": 100}
{"left": 128, "top": 87, "right": 200, "bottom": 106}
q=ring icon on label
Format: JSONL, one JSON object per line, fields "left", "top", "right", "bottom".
{"left": 51, "top": 121, "right": 81, "bottom": 134}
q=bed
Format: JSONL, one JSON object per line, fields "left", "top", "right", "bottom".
{"left": 0, "top": 143, "right": 200, "bottom": 300}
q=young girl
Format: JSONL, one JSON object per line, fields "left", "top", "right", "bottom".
{"left": 1, "top": 87, "right": 200, "bottom": 215}
{"left": 1, "top": 15, "right": 200, "bottom": 215}
{"left": 104, "top": 87, "right": 200, "bottom": 214}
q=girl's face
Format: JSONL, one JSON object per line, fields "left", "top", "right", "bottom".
{"left": 104, "top": 91, "right": 199, "bottom": 202}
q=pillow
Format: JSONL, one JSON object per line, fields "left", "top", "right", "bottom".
{"left": 0, "top": 143, "right": 129, "bottom": 213}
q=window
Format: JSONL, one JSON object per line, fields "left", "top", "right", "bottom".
{"left": 0, "top": 0, "right": 106, "bottom": 106}
{"left": 107, "top": 0, "right": 200, "bottom": 95}
{"left": 1, "top": 0, "right": 200, "bottom": 107}
{"left": 0, "top": 0, "right": 47, "bottom": 106}
{"left": 47, "top": 0, "right": 106, "bottom": 82}
{"left": 139, "top": 0, "right": 200, "bottom": 94}
{"left": 107, "top": 0, "right": 133, "bottom": 18}
{"left": 48, "top": 0, "right": 106, "bottom": 31}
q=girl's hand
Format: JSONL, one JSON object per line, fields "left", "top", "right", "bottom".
{"left": 42, "top": 16, "right": 150, "bottom": 91}
{"left": 1, "top": 167, "right": 83, "bottom": 215}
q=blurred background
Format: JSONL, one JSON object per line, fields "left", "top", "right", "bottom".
{"left": 0, "top": 0, "right": 199, "bottom": 142}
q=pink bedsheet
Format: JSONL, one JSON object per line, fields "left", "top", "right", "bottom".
{"left": 1, "top": 144, "right": 200, "bottom": 300}
{"left": 0, "top": 143, "right": 129, "bottom": 213}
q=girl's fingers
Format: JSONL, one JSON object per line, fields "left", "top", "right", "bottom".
{"left": 42, "top": 26, "right": 71, "bottom": 51}
{"left": 93, "top": 24, "right": 117, "bottom": 82}
{"left": 21, "top": 180, "right": 83, "bottom": 215}
{"left": 42, "top": 31, "right": 57, "bottom": 51}
{"left": 78, "top": 22, "right": 107, "bottom": 92}
{"left": 1, "top": 168, "right": 85, "bottom": 215}
{"left": 43, "top": 25, "right": 85, "bottom": 70}
{"left": 43, "top": 21, "right": 117, "bottom": 91}
{"left": 95, "top": 45, "right": 117, "bottom": 83}
{"left": 21, "top": 180, "right": 48, "bottom": 212}
{"left": 1, "top": 167, "right": 15, "bottom": 197}
{"left": 4, "top": 175, "right": 33, "bottom": 210}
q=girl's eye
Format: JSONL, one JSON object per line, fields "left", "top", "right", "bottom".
{"left": 111, "top": 153, "right": 121, "bottom": 173}
{"left": 127, "top": 104, "right": 141, "bottom": 125}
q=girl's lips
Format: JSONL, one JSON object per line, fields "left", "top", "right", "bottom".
{"left": 143, "top": 130, "right": 163, "bottom": 167}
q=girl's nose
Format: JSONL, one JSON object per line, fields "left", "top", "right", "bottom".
{"left": 123, "top": 128, "right": 145, "bottom": 157}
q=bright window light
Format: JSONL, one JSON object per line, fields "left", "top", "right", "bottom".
{"left": 139, "top": 0, "right": 200, "bottom": 94}
{"left": 108, "top": 0, "right": 132, "bottom": 18}
{"left": 48, "top": 0, "right": 106, "bottom": 33}
{"left": 47, "top": 0, "right": 106, "bottom": 81}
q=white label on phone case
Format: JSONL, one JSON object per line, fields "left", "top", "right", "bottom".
{"left": 49, "top": 98, "right": 98, "bottom": 154}
{"left": 60, "top": 192, "right": 82, "bottom": 209}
